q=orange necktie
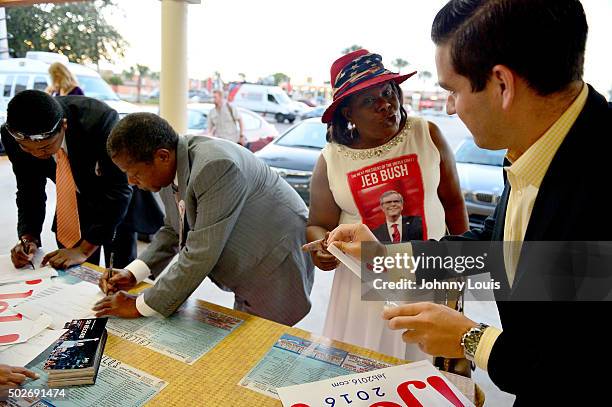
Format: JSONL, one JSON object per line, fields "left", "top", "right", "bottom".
{"left": 56, "top": 148, "right": 81, "bottom": 248}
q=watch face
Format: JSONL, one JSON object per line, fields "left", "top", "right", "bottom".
{"left": 464, "top": 324, "right": 488, "bottom": 358}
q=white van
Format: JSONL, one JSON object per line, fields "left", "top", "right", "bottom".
{"left": 0, "top": 51, "right": 140, "bottom": 125}
{"left": 228, "top": 83, "right": 304, "bottom": 123}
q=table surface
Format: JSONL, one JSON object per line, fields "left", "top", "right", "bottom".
{"left": 86, "top": 263, "right": 480, "bottom": 406}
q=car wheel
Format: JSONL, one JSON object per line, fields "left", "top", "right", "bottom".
{"left": 275, "top": 113, "right": 285, "bottom": 123}
{"left": 288, "top": 118, "right": 295, "bottom": 124}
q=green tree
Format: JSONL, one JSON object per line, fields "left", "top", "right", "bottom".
{"left": 418, "top": 70, "right": 432, "bottom": 81}
{"left": 392, "top": 58, "right": 409, "bottom": 71}
{"left": 272, "top": 72, "right": 290, "bottom": 86}
{"left": 6, "top": 0, "right": 127, "bottom": 68}
{"left": 106, "top": 74, "right": 123, "bottom": 92}
{"left": 134, "top": 64, "right": 150, "bottom": 103}
{"left": 342, "top": 44, "right": 362, "bottom": 55}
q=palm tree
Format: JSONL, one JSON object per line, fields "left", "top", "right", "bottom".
{"left": 135, "top": 64, "right": 150, "bottom": 103}
{"left": 342, "top": 45, "right": 362, "bottom": 55}
{"left": 392, "top": 58, "right": 409, "bottom": 71}
{"left": 418, "top": 70, "right": 432, "bottom": 82}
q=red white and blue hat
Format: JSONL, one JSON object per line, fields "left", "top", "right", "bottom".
{"left": 322, "top": 49, "right": 416, "bottom": 123}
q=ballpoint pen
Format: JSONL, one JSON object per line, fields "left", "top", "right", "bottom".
{"left": 20, "top": 238, "right": 35, "bottom": 269}
{"left": 105, "top": 252, "right": 114, "bottom": 295}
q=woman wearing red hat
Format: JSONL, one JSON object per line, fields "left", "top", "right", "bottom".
{"left": 306, "top": 50, "right": 468, "bottom": 360}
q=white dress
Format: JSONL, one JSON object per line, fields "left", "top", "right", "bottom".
{"left": 321, "top": 116, "right": 447, "bottom": 360}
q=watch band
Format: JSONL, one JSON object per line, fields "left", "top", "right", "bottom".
{"left": 461, "top": 323, "right": 489, "bottom": 362}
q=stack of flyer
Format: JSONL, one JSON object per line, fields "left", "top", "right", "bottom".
{"left": 43, "top": 318, "right": 108, "bottom": 387}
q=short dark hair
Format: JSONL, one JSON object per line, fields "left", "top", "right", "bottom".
{"left": 107, "top": 113, "right": 178, "bottom": 163}
{"left": 7, "top": 90, "right": 64, "bottom": 134}
{"left": 327, "top": 81, "right": 407, "bottom": 146}
{"left": 431, "top": 0, "right": 588, "bottom": 95}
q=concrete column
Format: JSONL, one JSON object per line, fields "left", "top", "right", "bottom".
{"left": 160, "top": 0, "right": 195, "bottom": 134}
{"left": 0, "top": 8, "right": 10, "bottom": 60}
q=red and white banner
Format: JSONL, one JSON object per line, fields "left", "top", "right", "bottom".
{"left": 347, "top": 155, "right": 428, "bottom": 241}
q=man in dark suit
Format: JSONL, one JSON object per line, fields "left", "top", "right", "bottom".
{"left": 1, "top": 90, "right": 137, "bottom": 269}
{"left": 371, "top": 190, "right": 423, "bottom": 242}
{"left": 327, "top": 0, "right": 611, "bottom": 404}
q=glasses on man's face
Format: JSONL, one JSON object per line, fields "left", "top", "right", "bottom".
{"left": 382, "top": 199, "right": 402, "bottom": 206}
{"left": 2, "top": 117, "right": 63, "bottom": 141}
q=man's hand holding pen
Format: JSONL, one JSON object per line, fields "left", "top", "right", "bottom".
{"left": 98, "top": 269, "right": 137, "bottom": 295}
{"left": 10, "top": 238, "right": 38, "bottom": 269}
{"left": 96, "top": 269, "right": 140, "bottom": 318}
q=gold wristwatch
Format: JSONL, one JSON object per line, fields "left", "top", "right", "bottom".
{"left": 461, "top": 323, "right": 489, "bottom": 362}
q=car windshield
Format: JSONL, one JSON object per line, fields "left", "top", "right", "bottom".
{"left": 276, "top": 121, "right": 327, "bottom": 149}
{"left": 76, "top": 75, "right": 120, "bottom": 101}
{"left": 188, "top": 109, "right": 208, "bottom": 129}
{"left": 455, "top": 139, "right": 506, "bottom": 166}
{"left": 272, "top": 92, "right": 291, "bottom": 104}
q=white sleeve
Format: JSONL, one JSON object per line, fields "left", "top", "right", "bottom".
{"left": 136, "top": 293, "right": 162, "bottom": 317}
{"left": 125, "top": 259, "right": 151, "bottom": 284}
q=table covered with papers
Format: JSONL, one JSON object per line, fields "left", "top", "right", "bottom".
{"left": 1, "top": 263, "right": 483, "bottom": 406}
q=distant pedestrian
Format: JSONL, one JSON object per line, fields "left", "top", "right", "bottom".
{"left": 208, "top": 89, "right": 246, "bottom": 145}
{"left": 46, "top": 62, "right": 84, "bottom": 96}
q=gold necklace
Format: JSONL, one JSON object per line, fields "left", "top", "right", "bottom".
{"left": 337, "top": 119, "right": 412, "bottom": 160}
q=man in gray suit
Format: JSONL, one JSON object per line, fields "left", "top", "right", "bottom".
{"left": 93, "top": 113, "right": 314, "bottom": 325}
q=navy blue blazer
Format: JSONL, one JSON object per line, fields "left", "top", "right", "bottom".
{"left": 413, "top": 85, "right": 612, "bottom": 405}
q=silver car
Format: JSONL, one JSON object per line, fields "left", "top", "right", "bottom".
{"left": 186, "top": 103, "right": 279, "bottom": 152}
{"left": 454, "top": 138, "right": 506, "bottom": 227}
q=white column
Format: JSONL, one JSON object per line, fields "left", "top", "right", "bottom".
{"left": 160, "top": 0, "right": 199, "bottom": 134}
{"left": 0, "top": 8, "right": 10, "bottom": 60}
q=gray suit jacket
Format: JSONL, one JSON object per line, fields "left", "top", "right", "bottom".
{"left": 139, "top": 135, "right": 314, "bottom": 325}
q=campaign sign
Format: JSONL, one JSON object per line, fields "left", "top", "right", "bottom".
{"left": 277, "top": 361, "right": 474, "bottom": 407}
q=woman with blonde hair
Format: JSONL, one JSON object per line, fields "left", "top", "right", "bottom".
{"left": 46, "top": 62, "right": 84, "bottom": 96}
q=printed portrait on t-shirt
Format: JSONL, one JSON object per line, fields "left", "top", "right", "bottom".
{"left": 346, "top": 154, "right": 427, "bottom": 241}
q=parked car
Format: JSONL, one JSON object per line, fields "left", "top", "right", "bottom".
{"left": 300, "top": 105, "right": 326, "bottom": 120}
{"left": 188, "top": 89, "right": 212, "bottom": 103}
{"left": 0, "top": 51, "right": 141, "bottom": 154}
{"left": 0, "top": 52, "right": 140, "bottom": 120}
{"left": 228, "top": 83, "right": 302, "bottom": 123}
{"left": 145, "top": 88, "right": 213, "bottom": 103}
{"left": 298, "top": 99, "right": 317, "bottom": 108}
{"left": 255, "top": 118, "right": 327, "bottom": 204}
{"left": 257, "top": 118, "right": 505, "bottom": 228}
{"left": 454, "top": 138, "right": 506, "bottom": 227}
{"left": 186, "top": 103, "right": 279, "bottom": 152}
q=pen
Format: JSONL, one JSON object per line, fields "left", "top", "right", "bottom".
{"left": 106, "top": 251, "right": 114, "bottom": 295}
{"left": 20, "top": 238, "right": 35, "bottom": 269}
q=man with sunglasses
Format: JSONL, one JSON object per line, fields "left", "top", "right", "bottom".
{"left": 1, "top": 90, "right": 136, "bottom": 269}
